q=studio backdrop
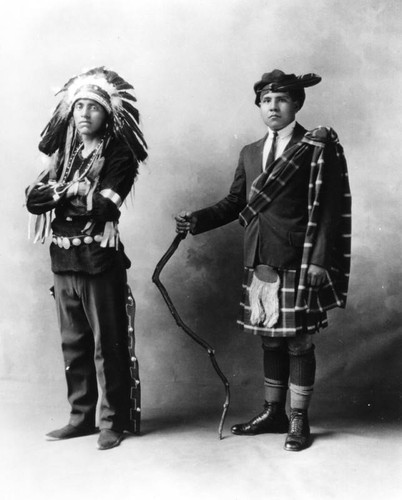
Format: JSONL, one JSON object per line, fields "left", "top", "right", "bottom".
{"left": 1, "top": 0, "right": 401, "bottom": 421}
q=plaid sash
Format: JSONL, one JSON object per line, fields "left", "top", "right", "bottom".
{"left": 239, "top": 127, "right": 351, "bottom": 313}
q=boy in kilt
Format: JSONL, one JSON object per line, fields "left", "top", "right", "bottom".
{"left": 175, "top": 69, "right": 351, "bottom": 451}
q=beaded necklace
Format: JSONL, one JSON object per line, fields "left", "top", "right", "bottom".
{"left": 63, "top": 140, "right": 103, "bottom": 183}
{"left": 61, "top": 143, "right": 82, "bottom": 182}
{"left": 51, "top": 140, "right": 104, "bottom": 199}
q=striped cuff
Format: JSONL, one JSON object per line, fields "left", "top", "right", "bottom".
{"left": 100, "top": 189, "right": 122, "bottom": 208}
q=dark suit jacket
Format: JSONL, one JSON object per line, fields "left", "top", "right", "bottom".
{"left": 192, "top": 122, "right": 342, "bottom": 270}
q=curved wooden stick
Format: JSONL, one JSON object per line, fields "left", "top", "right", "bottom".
{"left": 152, "top": 233, "right": 230, "bottom": 439}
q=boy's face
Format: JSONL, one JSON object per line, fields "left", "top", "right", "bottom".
{"left": 259, "top": 91, "right": 300, "bottom": 131}
{"left": 73, "top": 99, "right": 107, "bottom": 138}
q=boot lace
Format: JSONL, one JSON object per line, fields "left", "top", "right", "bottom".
{"left": 289, "top": 412, "right": 304, "bottom": 435}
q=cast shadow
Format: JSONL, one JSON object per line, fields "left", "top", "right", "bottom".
{"left": 136, "top": 408, "right": 225, "bottom": 437}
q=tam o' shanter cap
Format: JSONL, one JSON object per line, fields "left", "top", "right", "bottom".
{"left": 253, "top": 69, "right": 321, "bottom": 105}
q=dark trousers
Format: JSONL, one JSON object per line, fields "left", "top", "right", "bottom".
{"left": 53, "top": 265, "right": 131, "bottom": 431}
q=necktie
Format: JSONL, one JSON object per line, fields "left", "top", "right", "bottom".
{"left": 265, "top": 130, "right": 278, "bottom": 172}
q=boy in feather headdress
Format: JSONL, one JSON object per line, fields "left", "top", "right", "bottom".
{"left": 176, "top": 69, "right": 351, "bottom": 451}
{"left": 26, "top": 67, "right": 147, "bottom": 450}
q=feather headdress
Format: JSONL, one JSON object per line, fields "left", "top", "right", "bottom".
{"left": 39, "top": 66, "right": 148, "bottom": 163}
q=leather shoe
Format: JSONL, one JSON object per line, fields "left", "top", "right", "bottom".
{"left": 46, "top": 424, "right": 98, "bottom": 440}
{"left": 231, "top": 402, "right": 289, "bottom": 436}
{"left": 97, "top": 429, "right": 124, "bottom": 450}
{"left": 284, "top": 409, "right": 310, "bottom": 451}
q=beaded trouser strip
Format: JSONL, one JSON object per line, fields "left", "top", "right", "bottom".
{"left": 126, "top": 285, "right": 141, "bottom": 435}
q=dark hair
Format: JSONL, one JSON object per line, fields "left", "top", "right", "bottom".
{"left": 288, "top": 88, "right": 305, "bottom": 109}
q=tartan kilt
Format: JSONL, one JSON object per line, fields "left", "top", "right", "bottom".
{"left": 237, "top": 267, "right": 328, "bottom": 337}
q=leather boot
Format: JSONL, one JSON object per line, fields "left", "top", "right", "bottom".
{"left": 284, "top": 409, "right": 310, "bottom": 451}
{"left": 97, "top": 429, "right": 124, "bottom": 450}
{"left": 46, "top": 424, "right": 99, "bottom": 440}
{"left": 231, "top": 402, "right": 289, "bottom": 436}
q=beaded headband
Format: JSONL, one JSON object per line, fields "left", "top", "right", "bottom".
{"left": 72, "top": 84, "right": 112, "bottom": 114}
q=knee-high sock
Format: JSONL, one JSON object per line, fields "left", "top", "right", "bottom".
{"left": 289, "top": 346, "right": 316, "bottom": 410}
{"left": 263, "top": 345, "right": 289, "bottom": 404}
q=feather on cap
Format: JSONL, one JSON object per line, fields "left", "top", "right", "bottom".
{"left": 39, "top": 66, "right": 148, "bottom": 162}
{"left": 253, "top": 69, "right": 321, "bottom": 105}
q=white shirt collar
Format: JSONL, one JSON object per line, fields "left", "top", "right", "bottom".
{"left": 267, "top": 120, "right": 296, "bottom": 140}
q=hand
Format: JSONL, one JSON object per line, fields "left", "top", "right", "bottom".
{"left": 307, "top": 264, "right": 327, "bottom": 288}
{"left": 175, "top": 211, "right": 193, "bottom": 234}
{"left": 77, "top": 179, "right": 91, "bottom": 196}
{"left": 66, "top": 179, "right": 90, "bottom": 198}
{"left": 66, "top": 182, "right": 78, "bottom": 198}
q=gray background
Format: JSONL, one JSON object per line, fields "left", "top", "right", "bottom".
{"left": 1, "top": 0, "right": 401, "bottom": 424}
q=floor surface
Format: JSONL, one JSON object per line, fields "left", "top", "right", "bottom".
{"left": 0, "top": 380, "right": 401, "bottom": 500}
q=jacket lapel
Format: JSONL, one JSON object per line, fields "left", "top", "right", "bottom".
{"left": 266, "top": 122, "right": 306, "bottom": 179}
{"left": 247, "top": 124, "right": 306, "bottom": 196}
{"left": 249, "top": 134, "right": 267, "bottom": 176}
{"left": 252, "top": 123, "right": 306, "bottom": 169}
{"left": 285, "top": 122, "right": 306, "bottom": 151}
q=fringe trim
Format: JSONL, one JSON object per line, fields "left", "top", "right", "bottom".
{"left": 100, "top": 221, "right": 120, "bottom": 249}
{"left": 29, "top": 211, "right": 53, "bottom": 244}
